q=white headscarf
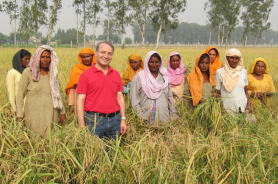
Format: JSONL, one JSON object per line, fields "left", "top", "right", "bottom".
{"left": 221, "top": 48, "right": 244, "bottom": 92}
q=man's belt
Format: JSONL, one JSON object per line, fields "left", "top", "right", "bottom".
{"left": 86, "top": 110, "right": 120, "bottom": 117}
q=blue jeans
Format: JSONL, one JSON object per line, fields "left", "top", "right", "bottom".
{"left": 85, "top": 112, "right": 121, "bottom": 140}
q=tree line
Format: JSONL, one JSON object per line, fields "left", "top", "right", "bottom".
{"left": 0, "top": 0, "right": 275, "bottom": 48}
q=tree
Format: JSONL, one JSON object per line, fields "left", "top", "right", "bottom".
{"left": 113, "top": 0, "right": 130, "bottom": 48}
{"left": 18, "top": 1, "right": 33, "bottom": 47}
{"left": 86, "top": 0, "right": 102, "bottom": 47}
{"left": 204, "top": 0, "right": 223, "bottom": 46}
{"left": 125, "top": 37, "right": 132, "bottom": 44}
{"left": 47, "top": 0, "right": 62, "bottom": 45}
{"left": 104, "top": 0, "right": 113, "bottom": 41}
{"left": 73, "top": 0, "right": 88, "bottom": 47}
{"left": 129, "top": 0, "right": 149, "bottom": 47}
{"left": 241, "top": 0, "right": 274, "bottom": 46}
{"left": 205, "top": 0, "right": 240, "bottom": 48}
{"left": 20, "top": 0, "right": 48, "bottom": 47}
{"left": 102, "top": 19, "right": 121, "bottom": 43}
{"left": 149, "top": 0, "right": 187, "bottom": 49}
{"left": 2, "top": 0, "right": 18, "bottom": 48}
{"left": 72, "top": 1, "right": 82, "bottom": 47}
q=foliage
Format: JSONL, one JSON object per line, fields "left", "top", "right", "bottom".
{"left": 241, "top": 0, "right": 274, "bottom": 45}
{"left": 128, "top": 0, "right": 150, "bottom": 46}
{"left": 124, "top": 37, "right": 132, "bottom": 44}
{"left": 149, "top": 0, "right": 187, "bottom": 48}
{"left": 1, "top": 47, "right": 278, "bottom": 183}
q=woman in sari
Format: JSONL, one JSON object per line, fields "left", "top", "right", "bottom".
{"left": 205, "top": 46, "right": 223, "bottom": 75}
{"left": 130, "top": 51, "right": 178, "bottom": 125}
{"left": 121, "top": 53, "right": 143, "bottom": 93}
{"left": 215, "top": 48, "right": 251, "bottom": 113}
{"left": 184, "top": 53, "right": 216, "bottom": 106}
{"left": 65, "top": 48, "right": 96, "bottom": 113}
{"left": 17, "top": 45, "right": 66, "bottom": 138}
{"left": 167, "top": 52, "right": 187, "bottom": 104}
{"left": 7, "top": 49, "right": 31, "bottom": 116}
{"left": 247, "top": 58, "right": 275, "bottom": 107}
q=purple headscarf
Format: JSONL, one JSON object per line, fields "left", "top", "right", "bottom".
{"left": 167, "top": 52, "right": 186, "bottom": 87}
{"left": 138, "top": 51, "right": 169, "bottom": 99}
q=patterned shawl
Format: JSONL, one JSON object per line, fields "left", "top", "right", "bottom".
{"left": 167, "top": 52, "right": 186, "bottom": 87}
{"left": 138, "top": 51, "right": 169, "bottom": 99}
{"left": 28, "top": 45, "right": 63, "bottom": 110}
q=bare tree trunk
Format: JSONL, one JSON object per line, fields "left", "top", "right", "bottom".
{"left": 121, "top": 32, "right": 124, "bottom": 49}
{"left": 155, "top": 22, "right": 162, "bottom": 49}
{"left": 244, "top": 35, "right": 247, "bottom": 47}
{"left": 14, "top": 0, "right": 17, "bottom": 48}
{"left": 218, "top": 24, "right": 221, "bottom": 47}
{"left": 209, "top": 29, "right": 211, "bottom": 45}
{"left": 225, "top": 32, "right": 229, "bottom": 48}
{"left": 76, "top": 10, "right": 79, "bottom": 48}
{"left": 254, "top": 34, "right": 258, "bottom": 47}
{"left": 221, "top": 25, "right": 225, "bottom": 48}
{"left": 83, "top": 1, "right": 86, "bottom": 48}
{"left": 93, "top": 12, "right": 96, "bottom": 47}
{"left": 47, "top": 0, "right": 61, "bottom": 45}
{"left": 107, "top": 15, "right": 110, "bottom": 41}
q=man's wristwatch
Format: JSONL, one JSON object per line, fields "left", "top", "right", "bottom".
{"left": 121, "top": 117, "right": 126, "bottom": 120}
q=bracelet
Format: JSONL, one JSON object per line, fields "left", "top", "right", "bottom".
{"left": 121, "top": 117, "right": 126, "bottom": 120}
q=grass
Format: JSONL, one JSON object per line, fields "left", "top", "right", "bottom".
{"left": 0, "top": 47, "right": 278, "bottom": 183}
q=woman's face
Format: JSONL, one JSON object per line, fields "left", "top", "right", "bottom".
{"left": 227, "top": 55, "right": 240, "bottom": 69}
{"left": 170, "top": 55, "right": 180, "bottom": 70}
{"left": 148, "top": 56, "right": 161, "bottom": 73}
{"left": 198, "top": 57, "right": 210, "bottom": 72}
{"left": 40, "top": 51, "right": 51, "bottom": 69}
{"left": 129, "top": 59, "right": 142, "bottom": 71}
{"left": 254, "top": 61, "right": 266, "bottom": 75}
{"left": 208, "top": 49, "right": 217, "bottom": 63}
{"left": 21, "top": 55, "right": 30, "bottom": 68}
{"left": 81, "top": 53, "right": 94, "bottom": 66}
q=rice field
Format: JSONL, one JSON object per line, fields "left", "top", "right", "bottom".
{"left": 0, "top": 46, "right": 278, "bottom": 183}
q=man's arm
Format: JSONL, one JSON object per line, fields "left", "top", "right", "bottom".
{"left": 76, "top": 93, "right": 86, "bottom": 127}
{"left": 117, "top": 91, "right": 127, "bottom": 135}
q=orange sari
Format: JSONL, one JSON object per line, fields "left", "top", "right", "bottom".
{"left": 205, "top": 46, "right": 223, "bottom": 75}
{"left": 187, "top": 53, "right": 215, "bottom": 106}
{"left": 65, "top": 48, "right": 96, "bottom": 96}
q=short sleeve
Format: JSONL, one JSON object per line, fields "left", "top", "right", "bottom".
{"left": 215, "top": 69, "right": 222, "bottom": 90}
{"left": 76, "top": 72, "right": 88, "bottom": 94}
{"left": 117, "top": 73, "right": 124, "bottom": 92}
{"left": 243, "top": 69, "right": 248, "bottom": 86}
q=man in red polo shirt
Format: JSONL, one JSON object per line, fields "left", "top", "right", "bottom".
{"left": 76, "top": 41, "right": 127, "bottom": 139}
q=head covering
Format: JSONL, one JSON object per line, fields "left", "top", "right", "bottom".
{"left": 28, "top": 45, "right": 63, "bottom": 110}
{"left": 248, "top": 58, "right": 269, "bottom": 74}
{"left": 12, "top": 49, "right": 25, "bottom": 74}
{"left": 187, "top": 53, "right": 215, "bottom": 106}
{"left": 138, "top": 51, "right": 168, "bottom": 99}
{"left": 167, "top": 52, "right": 186, "bottom": 87}
{"left": 65, "top": 48, "right": 96, "bottom": 96}
{"left": 205, "top": 46, "right": 223, "bottom": 75}
{"left": 221, "top": 48, "right": 244, "bottom": 92}
{"left": 121, "top": 53, "right": 144, "bottom": 85}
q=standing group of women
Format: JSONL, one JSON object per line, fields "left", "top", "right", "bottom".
{"left": 6, "top": 45, "right": 276, "bottom": 138}
{"left": 122, "top": 46, "right": 276, "bottom": 124}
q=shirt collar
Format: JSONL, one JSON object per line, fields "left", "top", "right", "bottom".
{"left": 91, "top": 63, "right": 114, "bottom": 74}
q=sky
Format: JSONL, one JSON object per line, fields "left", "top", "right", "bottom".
{"left": 0, "top": 0, "right": 278, "bottom": 38}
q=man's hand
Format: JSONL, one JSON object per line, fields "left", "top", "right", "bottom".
{"left": 120, "top": 119, "right": 127, "bottom": 135}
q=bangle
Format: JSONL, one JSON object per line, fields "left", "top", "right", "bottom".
{"left": 121, "top": 117, "right": 126, "bottom": 120}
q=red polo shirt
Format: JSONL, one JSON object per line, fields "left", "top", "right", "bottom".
{"left": 77, "top": 64, "right": 124, "bottom": 113}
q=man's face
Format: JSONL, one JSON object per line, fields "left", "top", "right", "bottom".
{"left": 95, "top": 43, "right": 113, "bottom": 67}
